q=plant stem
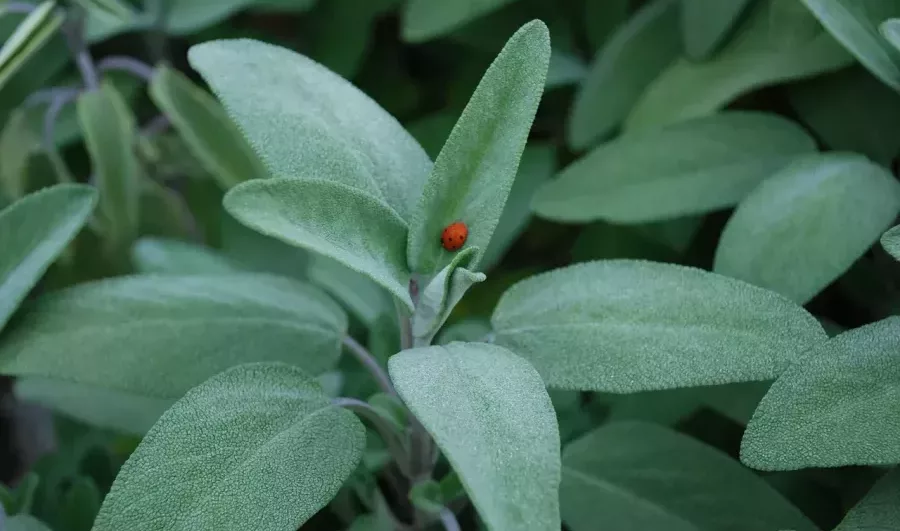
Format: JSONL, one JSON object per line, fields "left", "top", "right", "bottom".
{"left": 98, "top": 56, "right": 156, "bottom": 82}
{"left": 332, "top": 397, "right": 411, "bottom": 477}
{"left": 342, "top": 336, "right": 397, "bottom": 398}
{"left": 62, "top": 8, "right": 99, "bottom": 91}
{"left": 439, "top": 508, "right": 462, "bottom": 531}
{"left": 25, "top": 86, "right": 79, "bottom": 107}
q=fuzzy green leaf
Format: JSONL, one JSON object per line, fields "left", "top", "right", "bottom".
{"left": 561, "top": 422, "right": 818, "bottom": 531}
{"left": 412, "top": 247, "right": 486, "bottom": 346}
{"left": 568, "top": 0, "right": 680, "bottom": 150}
{"left": 93, "top": 363, "right": 365, "bottom": 531}
{"left": 15, "top": 377, "right": 172, "bottom": 435}
{"left": 789, "top": 66, "right": 900, "bottom": 166}
{"left": 224, "top": 178, "right": 412, "bottom": 310}
{"left": 537, "top": 112, "right": 816, "bottom": 224}
{"left": 480, "top": 143, "right": 555, "bottom": 270}
{"left": 492, "top": 260, "right": 827, "bottom": 392}
{"left": 881, "top": 224, "right": 900, "bottom": 260}
{"left": 0, "top": 274, "right": 346, "bottom": 400}
{"left": 407, "top": 21, "right": 550, "bottom": 275}
{"left": 834, "top": 467, "right": 900, "bottom": 530}
{"left": 149, "top": 65, "right": 268, "bottom": 189}
{"left": 0, "top": 184, "right": 97, "bottom": 331}
{"left": 59, "top": 475, "right": 101, "bottom": 531}
{"left": 626, "top": 0, "right": 853, "bottom": 130}
{"left": 131, "top": 237, "right": 239, "bottom": 275}
{"left": 741, "top": 317, "right": 900, "bottom": 470}
{"left": 714, "top": 153, "right": 900, "bottom": 304}
{"left": 402, "top": 0, "right": 519, "bottom": 42}
{"left": 800, "top": 0, "right": 900, "bottom": 91}
{"left": 188, "top": 39, "right": 431, "bottom": 221}
{"left": 77, "top": 82, "right": 141, "bottom": 245}
{"left": 389, "top": 342, "right": 561, "bottom": 531}
{"left": 681, "top": 0, "right": 754, "bottom": 59}
{"left": 0, "top": 1, "right": 63, "bottom": 91}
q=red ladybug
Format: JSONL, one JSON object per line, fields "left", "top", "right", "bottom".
{"left": 441, "top": 222, "right": 468, "bottom": 251}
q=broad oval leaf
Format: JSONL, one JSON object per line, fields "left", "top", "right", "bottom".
{"left": 402, "top": 0, "right": 519, "bottom": 43}
{"left": 188, "top": 38, "right": 432, "bottom": 221}
{"left": 626, "top": 0, "right": 853, "bottom": 130}
{"left": 0, "top": 1, "right": 64, "bottom": 91}
{"left": 149, "top": 64, "right": 268, "bottom": 189}
{"left": 224, "top": 178, "right": 413, "bottom": 310}
{"left": 0, "top": 274, "right": 347, "bottom": 399}
{"left": 407, "top": 21, "right": 550, "bottom": 275}
{"left": 131, "top": 237, "right": 239, "bottom": 274}
{"left": 491, "top": 260, "right": 827, "bottom": 392}
{"left": 93, "top": 362, "right": 365, "bottom": 531}
{"left": 741, "top": 317, "right": 900, "bottom": 470}
{"left": 537, "top": 112, "right": 816, "bottom": 224}
{"left": 789, "top": 66, "right": 900, "bottom": 166}
{"left": 561, "top": 422, "right": 818, "bottom": 531}
{"left": 0, "top": 184, "right": 97, "bottom": 331}
{"left": 881, "top": 224, "right": 900, "bottom": 260}
{"left": 834, "top": 467, "right": 900, "bottom": 530}
{"left": 77, "top": 82, "right": 141, "bottom": 245}
{"left": 681, "top": 0, "right": 755, "bottom": 59}
{"left": 714, "top": 153, "right": 900, "bottom": 304}
{"left": 800, "top": 0, "right": 900, "bottom": 91}
{"left": 567, "top": 0, "right": 680, "bottom": 150}
{"left": 388, "top": 342, "right": 561, "bottom": 530}
{"left": 884, "top": 18, "right": 900, "bottom": 51}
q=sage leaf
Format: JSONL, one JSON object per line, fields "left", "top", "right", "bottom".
{"left": 149, "top": 65, "right": 268, "bottom": 189}
{"left": 491, "top": 260, "right": 827, "bottom": 392}
{"left": 402, "top": 0, "right": 519, "bottom": 43}
{"left": 881, "top": 224, "right": 900, "bottom": 260}
{"left": 7, "top": 515, "right": 52, "bottom": 531}
{"left": 561, "top": 422, "right": 818, "bottom": 531}
{"left": 389, "top": 342, "right": 561, "bottom": 530}
{"left": 92, "top": 363, "right": 366, "bottom": 531}
{"left": 77, "top": 82, "right": 141, "bottom": 246}
{"left": 480, "top": 143, "right": 555, "bottom": 270}
{"left": 834, "top": 467, "right": 900, "bottom": 530}
{"left": 224, "top": 178, "right": 413, "bottom": 309}
{"left": 407, "top": 21, "right": 550, "bottom": 275}
{"left": 130, "top": 237, "right": 239, "bottom": 275}
{"left": 0, "top": 1, "right": 64, "bottom": 91}
{"left": 567, "top": 0, "right": 680, "bottom": 150}
{"left": 714, "top": 153, "right": 900, "bottom": 304}
{"left": 412, "top": 247, "right": 486, "bottom": 346}
{"left": 188, "top": 39, "right": 431, "bottom": 221}
{"left": 789, "top": 66, "right": 900, "bottom": 165}
{"left": 537, "top": 112, "right": 816, "bottom": 224}
{"left": 800, "top": 0, "right": 900, "bottom": 91}
{"left": 682, "top": 0, "right": 754, "bottom": 59}
{"left": 0, "top": 274, "right": 347, "bottom": 399}
{"left": 0, "top": 184, "right": 97, "bottom": 332}
{"left": 15, "top": 377, "right": 172, "bottom": 435}
{"left": 59, "top": 475, "right": 101, "bottom": 531}
{"left": 626, "top": 0, "right": 853, "bottom": 130}
{"left": 741, "top": 317, "right": 900, "bottom": 470}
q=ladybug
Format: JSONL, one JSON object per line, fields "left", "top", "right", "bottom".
{"left": 441, "top": 221, "right": 468, "bottom": 251}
